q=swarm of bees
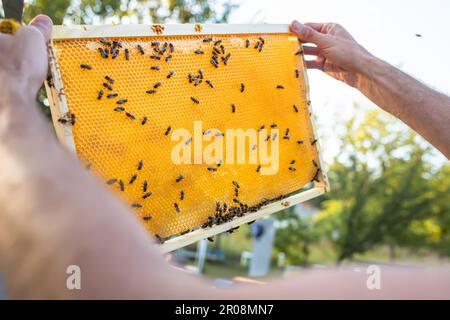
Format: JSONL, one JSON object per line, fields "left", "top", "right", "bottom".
{"left": 60, "top": 33, "right": 323, "bottom": 244}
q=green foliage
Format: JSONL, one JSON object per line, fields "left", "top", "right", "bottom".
{"left": 274, "top": 206, "right": 317, "bottom": 266}
{"left": 274, "top": 106, "right": 450, "bottom": 265}
{"left": 315, "top": 108, "right": 449, "bottom": 263}
{"left": 23, "top": 0, "right": 237, "bottom": 24}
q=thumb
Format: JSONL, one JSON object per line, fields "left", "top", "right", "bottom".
{"left": 290, "top": 20, "right": 326, "bottom": 45}
{"left": 29, "top": 15, "right": 53, "bottom": 43}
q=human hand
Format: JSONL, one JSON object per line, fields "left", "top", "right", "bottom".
{"left": 0, "top": 15, "right": 53, "bottom": 99}
{"left": 290, "top": 20, "right": 374, "bottom": 88}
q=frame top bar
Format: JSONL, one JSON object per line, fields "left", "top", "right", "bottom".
{"left": 52, "top": 24, "right": 291, "bottom": 40}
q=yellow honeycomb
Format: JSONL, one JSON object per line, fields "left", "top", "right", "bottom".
{"left": 50, "top": 32, "right": 321, "bottom": 238}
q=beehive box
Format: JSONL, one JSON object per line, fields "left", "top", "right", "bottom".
{"left": 45, "top": 24, "right": 328, "bottom": 252}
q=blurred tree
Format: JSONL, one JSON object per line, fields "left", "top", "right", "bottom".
{"left": 314, "top": 106, "right": 448, "bottom": 263}
{"left": 22, "top": 0, "right": 237, "bottom": 24}
{"left": 274, "top": 206, "right": 317, "bottom": 266}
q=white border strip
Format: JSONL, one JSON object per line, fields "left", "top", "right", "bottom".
{"left": 52, "top": 24, "right": 290, "bottom": 40}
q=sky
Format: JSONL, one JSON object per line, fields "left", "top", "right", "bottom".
{"left": 228, "top": 0, "right": 450, "bottom": 164}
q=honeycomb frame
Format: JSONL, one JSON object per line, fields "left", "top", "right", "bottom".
{"left": 45, "top": 24, "right": 329, "bottom": 253}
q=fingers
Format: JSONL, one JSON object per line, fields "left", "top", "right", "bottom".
{"left": 305, "top": 58, "right": 324, "bottom": 70}
{"left": 303, "top": 45, "right": 321, "bottom": 56}
{"left": 290, "top": 20, "right": 327, "bottom": 46}
{"left": 304, "top": 23, "right": 325, "bottom": 32}
{"left": 29, "top": 15, "right": 53, "bottom": 44}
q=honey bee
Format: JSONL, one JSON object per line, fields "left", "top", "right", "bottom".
{"left": 191, "top": 97, "right": 200, "bottom": 104}
{"left": 180, "top": 190, "right": 185, "bottom": 200}
{"left": 97, "top": 90, "right": 104, "bottom": 100}
{"left": 138, "top": 160, "right": 144, "bottom": 171}
{"left": 143, "top": 192, "right": 153, "bottom": 199}
{"left": 119, "top": 179, "right": 125, "bottom": 191}
{"left": 103, "top": 83, "right": 113, "bottom": 91}
{"left": 106, "top": 178, "right": 117, "bottom": 185}
{"left": 276, "top": 85, "right": 285, "bottom": 89}
{"left": 116, "top": 99, "right": 128, "bottom": 105}
{"left": 174, "top": 203, "right": 180, "bottom": 213}
{"left": 165, "top": 126, "right": 172, "bottom": 136}
{"left": 98, "top": 48, "right": 108, "bottom": 58}
{"left": 105, "top": 76, "right": 115, "bottom": 84}
{"left": 129, "top": 173, "right": 137, "bottom": 184}
{"left": 131, "top": 203, "right": 142, "bottom": 209}
{"left": 210, "top": 60, "right": 218, "bottom": 68}
{"left": 126, "top": 113, "right": 136, "bottom": 120}
{"left": 222, "top": 53, "right": 231, "bottom": 65}
{"left": 143, "top": 180, "right": 148, "bottom": 192}
{"left": 240, "top": 83, "right": 245, "bottom": 92}
{"left": 293, "top": 105, "right": 299, "bottom": 113}
{"left": 107, "top": 93, "right": 118, "bottom": 99}
{"left": 167, "top": 71, "right": 174, "bottom": 79}
{"left": 141, "top": 117, "right": 148, "bottom": 125}
{"left": 184, "top": 137, "right": 192, "bottom": 145}
{"left": 137, "top": 44, "right": 145, "bottom": 55}
{"left": 205, "top": 80, "right": 214, "bottom": 88}
{"left": 312, "top": 168, "right": 321, "bottom": 182}
{"left": 194, "top": 50, "right": 204, "bottom": 54}
{"left": 176, "top": 175, "right": 184, "bottom": 183}
{"left": 100, "top": 39, "right": 112, "bottom": 46}
{"left": 151, "top": 66, "right": 160, "bottom": 70}
{"left": 80, "top": 64, "right": 92, "bottom": 70}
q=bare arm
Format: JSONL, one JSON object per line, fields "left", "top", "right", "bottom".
{"left": 0, "top": 16, "right": 449, "bottom": 300}
{"left": 290, "top": 21, "right": 450, "bottom": 158}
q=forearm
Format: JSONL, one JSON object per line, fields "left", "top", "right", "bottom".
{"left": 356, "top": 56, "right": 450, "bottom": 158}
{"left": 0, "top": 92, "right": 190, "bottom": 299}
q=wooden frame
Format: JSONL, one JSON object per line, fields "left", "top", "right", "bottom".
{"left": 45, "top": 24, "right": 329, "bottom": 253}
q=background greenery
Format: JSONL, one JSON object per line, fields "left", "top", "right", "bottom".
{"left": 6, "top": 0, "right": 449, "bottom": 272}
